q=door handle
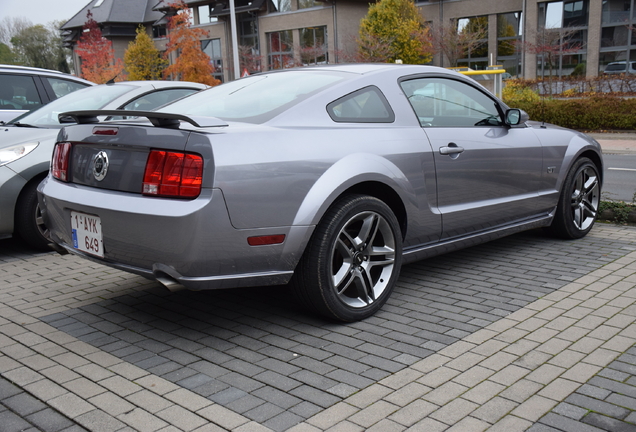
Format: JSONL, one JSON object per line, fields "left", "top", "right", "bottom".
{"left": 439, "top": 143, "right": 465, "bottom": 156}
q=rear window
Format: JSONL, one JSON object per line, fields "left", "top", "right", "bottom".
{"left": 158, "top": 71, "right": 349, "bottom": 123}
{"left": 605, "top": 63, "right": 626, "bottom": 72}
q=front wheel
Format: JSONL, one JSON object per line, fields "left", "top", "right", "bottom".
{"left": 15, "top": 179, "right": 51, "bottom": 251}
{"left": 549, "top": 157, "right": 600, "bottom": 239}
{"left": 292, "top": 194, "right": 403, "bottom": 322}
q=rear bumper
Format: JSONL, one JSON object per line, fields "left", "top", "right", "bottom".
{"left": 38, "top": 176, "right": 313, "bottom": 290}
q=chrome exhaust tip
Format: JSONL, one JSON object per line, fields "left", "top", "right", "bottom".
{"left": 156, "top": 275, "right": 186, "bottom": 292}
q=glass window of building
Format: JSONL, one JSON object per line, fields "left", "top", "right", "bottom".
{"left": 239, "top": 14, "right": 261, "bottom": 73}
{"left": 268, "top": 30, "right": 294, "bottom": 70}
{"left": 599, "top": 0, "right": 635, "bottom": 73}
{"left": 497, "top": 12, "right": 523, "bottom": 77}
{"left": 602, "top": 0, "right": 632, "bottom": 24}
{"left": 539, "top": 1, "right": 589, "bottom": 28}
{"left": 456, "top": 16, "right": 489, "bottom": 70}
{"left": 197, "top": 5, "right": 218, "bottom": 24}
{"left": 299, "top": 0, "right": 322, "bottom": 9}
{"left": 270, "top": 0, "right": 292, "bottom": 13}
{"left": 152, "top": 25, "right": 166, "bottom": 38}
{"left": 536, "top": 1, "right": 588, "bottom": 77}
{"left": 201, "top": 38, "right": 224, "bottom": 82}
{"left": 300, "top": 26, "right": 327, "bottom": 65}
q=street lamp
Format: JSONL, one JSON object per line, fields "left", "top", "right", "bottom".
{"left": 229, "top": 0, "right": 241, "bottom": 80}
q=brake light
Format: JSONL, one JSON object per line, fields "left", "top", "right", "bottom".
{"left": 92, "top": 127, "right": 118, "bottom": 135}
{"left": 142, "top": 150, "right": 203, "bottom": 198}
{"left": 52, "top": 142, "right": 72, "bottom": 181}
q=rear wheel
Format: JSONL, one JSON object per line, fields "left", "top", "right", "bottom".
{"left": 15, "top": 179, "right": 50, "bottom": 251}
{"left": 549, "top": 157, "right": 600, "bottom": 239}
{"left": 292, "top": 194, "right": 403, "bottom": 322}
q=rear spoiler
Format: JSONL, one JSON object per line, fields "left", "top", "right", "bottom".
{"left": 59, "top": 110, "right": 228, "bottom": 129}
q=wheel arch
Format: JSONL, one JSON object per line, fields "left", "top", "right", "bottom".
{"left": 338, "top": 181, "right": 408, "bottom": 239}
{"left": 291, "top": 153, "right": 415, "bottom": 239}
{"left": 15, "top": 172, "right": 48, "bottom": 218}
{"left": 579, "top": 149, "right": 603, "bottom": 185}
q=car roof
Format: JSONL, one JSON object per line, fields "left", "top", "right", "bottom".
{"left": 263, "top": 63, "right": 462, "bottom": 77}
{"left": 0, "top": 64, "right": 94, "bottom": 84}
{"left": 91, "top": 80, "right": 209, "bottom": 90}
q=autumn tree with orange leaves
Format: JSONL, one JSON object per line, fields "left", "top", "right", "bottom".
{"left": 76, "top": 11, "right": 124, "bottom": 83}
{"left": 163, "top": 1, "right": 220, "bottom": 86}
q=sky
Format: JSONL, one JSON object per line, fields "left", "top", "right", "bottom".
{"left": 0, "top": 0, "right": 91, "bottom": 27}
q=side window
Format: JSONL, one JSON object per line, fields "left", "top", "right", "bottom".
{"left": 46, "top": 77, "right": 90, "bottom": 98}
{"left": 122, "top": 88, "right": 199, "bottom": 111}
{"left": 0, "top": 75, "right": 43, "bottom": 110}
{"left": 327, "top": 86, "right": 395, "bottom": 123}
{"left": 400, "top": 78, "right": 503, "bottom": 127}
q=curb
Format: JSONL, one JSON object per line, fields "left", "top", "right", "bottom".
{"left": 599, "top": 209, "right": 636, "bottom": 224}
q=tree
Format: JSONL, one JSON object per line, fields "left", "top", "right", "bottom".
{"left": 49, "top": 20, "right": 73, "bottom": 73}
{"left": 76, "top": 10, "right": 124, "bottom": 83}
{"left": 357, "top": 0, "right": 433, "bottom": 64}
{"left": 430, "top": 17, "right": 488, "bottom": 67}
{"left": 6, "top": 21, "right": 72, "bottom": 72}
{"left": 163, "top": 1, "right": 220, "bottom": 86}
{"left": 0, "top": 16, "right": 32, "bottom": 47}
{"left": 0, "top": 43, "right": 16, "bottom": 64}
{"left": 11, "top": 24, "right": 57, "bottom": 69}
{"left": 124, "top": 26, "right": 168, "bottom": 80}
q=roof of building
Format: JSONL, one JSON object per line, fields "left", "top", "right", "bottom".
{"left": 61, "top": 0, "right": 164, "bottom": 30}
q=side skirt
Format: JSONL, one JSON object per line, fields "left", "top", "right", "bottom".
{"left": 402, "top": 214, "right": 554, "bottom": 265}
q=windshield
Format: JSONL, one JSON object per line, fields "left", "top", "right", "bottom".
{"left": 157, "top": 70, "right": 349, "bottom": 123}
{"left": 9, "top": 84, "right": 135, "bottom": 127}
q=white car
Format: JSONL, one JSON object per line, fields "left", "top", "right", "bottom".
{"left": 603, "top": 61, "right": 636, "bottom": 75}
{"left": 1, "top": 80, "right": 207, "bottom": 249}
{"left": 0, "top": 64, "right": 93, "bottom": 123}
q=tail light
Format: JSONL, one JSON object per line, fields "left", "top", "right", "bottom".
{"left": 142, "top": 150, "right": 203, "bottom": 198}
{"left": 52, "top": 142, "right": 72, "bottom": 182}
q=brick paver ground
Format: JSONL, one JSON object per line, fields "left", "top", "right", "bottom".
{"left": 1, "top": 223, "right": 636, "bottom": 431}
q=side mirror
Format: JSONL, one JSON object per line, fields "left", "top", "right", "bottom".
{"left": 505, "top": 109, "right": 529, "bottom": 126}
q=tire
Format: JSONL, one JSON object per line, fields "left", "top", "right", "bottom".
{"left": 292, "top": 194, "right": 403, "bottom": 322}
{"left": 15, "top": 179, "right": 51, "bottom": 251}
{"left": 549, "top": 157, "right": 601, "bottom": 240}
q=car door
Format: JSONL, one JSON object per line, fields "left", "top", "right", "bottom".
{"left": 400, "top": 76, "right": 543, "bottom": 239}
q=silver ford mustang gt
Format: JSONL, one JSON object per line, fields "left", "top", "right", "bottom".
{"left": 38, "top": 64, "right": 602, "bottom": 322}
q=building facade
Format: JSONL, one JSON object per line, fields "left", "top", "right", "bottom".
{"left": 62, "top": 0, "right": 636, "bottom": 82}
{"left": 419, "top": 0, "right": 636, "bottom": 79}
{"left": 61, "top": 0, "right": 165, "bottom": 75}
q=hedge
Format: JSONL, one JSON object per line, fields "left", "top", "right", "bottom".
{"left": 502, "top": 81, "right": 636, "bottom": 131}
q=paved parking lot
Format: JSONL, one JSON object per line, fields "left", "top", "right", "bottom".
{"left": 1, "top": 223, "right": 636, "bottom": 431}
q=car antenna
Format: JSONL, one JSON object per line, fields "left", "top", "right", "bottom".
{"left": 106, "top": 71, "right": 121, "bottom": 85}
